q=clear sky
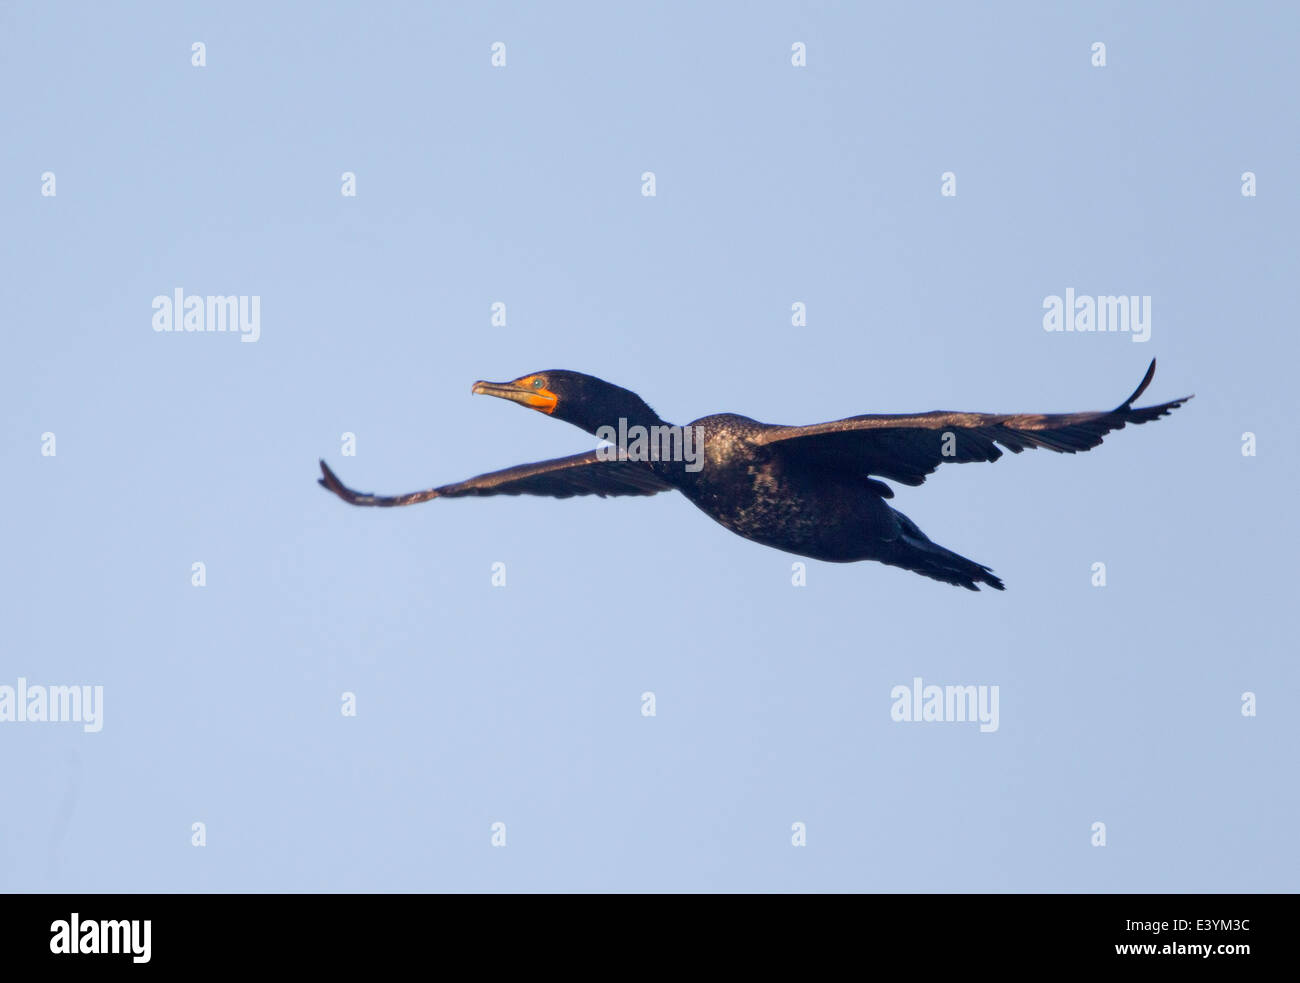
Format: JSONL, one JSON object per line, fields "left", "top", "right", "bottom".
{"left": 2, "top": 1, "right": 1296, "bottom": 892}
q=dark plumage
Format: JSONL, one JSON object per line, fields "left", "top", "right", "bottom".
{"left": 319, "top": 361, "right": 1189, "bottom": 590}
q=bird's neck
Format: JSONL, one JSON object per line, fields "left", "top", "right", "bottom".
{"left": 579, "top": 393, "right": 670, "bottom": 443}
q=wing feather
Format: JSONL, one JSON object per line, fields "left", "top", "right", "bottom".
{"left": 755, "top": 359, "right": 1190, "bottom": 486}
{"left": 318, "top": 450, "right": 672, "bottom": 507}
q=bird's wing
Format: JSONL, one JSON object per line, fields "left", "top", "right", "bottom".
{"left": 754, "top": 359, "right": 1190, "bottom": 487}
{"left": 318, "top": 450, "right": 673, "bottom": 507}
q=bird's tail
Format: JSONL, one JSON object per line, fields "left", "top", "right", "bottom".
{"left": 883, "top": 512, "right": 1006, "bottom": 592}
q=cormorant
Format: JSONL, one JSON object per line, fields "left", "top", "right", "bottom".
{"left": 318, "top": 360, "right": 1189, "bottom": 590}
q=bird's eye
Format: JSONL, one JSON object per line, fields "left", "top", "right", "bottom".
{"left": 532, "top": 378, "right": 545, "bottom": 389}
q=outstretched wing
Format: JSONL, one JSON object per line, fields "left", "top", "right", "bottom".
{"left": 318, "top": 450, "right": 673, "bottom": 507}
{"left": 755, "top": 359, "right": 1190, "bottom": 487}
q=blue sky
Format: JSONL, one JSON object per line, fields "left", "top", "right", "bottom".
{"left": 1, "top": 1, "right": 1296, "bottom": 892}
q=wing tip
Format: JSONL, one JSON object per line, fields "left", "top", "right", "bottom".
{"left": 318, "top": 459, "right": 341, "bottom": 492}
{"left": 318, "top": 458, "right": 363, "bottom": 504}
{"left": 1121, "top": 358, "right": 1158, "bottom": 408}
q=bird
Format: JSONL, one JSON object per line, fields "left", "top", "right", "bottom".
{"left": 318, "top": 360, "right": 1189, "bottom": 591}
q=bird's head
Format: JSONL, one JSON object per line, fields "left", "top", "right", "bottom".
{"left": 471, "top": 370, "right": 664, "bottom": 437}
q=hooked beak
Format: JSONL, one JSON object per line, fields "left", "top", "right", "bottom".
{"left": 472, "top": 379, "right": 558, "bottom": 415}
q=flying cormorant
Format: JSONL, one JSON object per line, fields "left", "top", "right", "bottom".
{"left": 319, "top": 360, "right": 1189, "bottom": 590}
